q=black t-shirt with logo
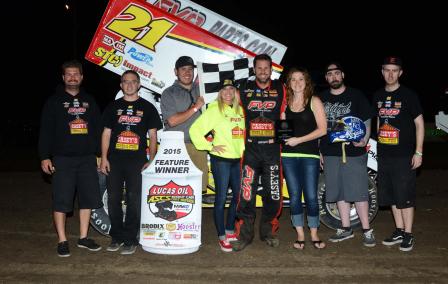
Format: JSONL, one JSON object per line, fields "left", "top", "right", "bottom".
{"left": 373, "top": 85, "right": 422, "bottom": 157}
{"left": 102, "top": 97, "right": 162, "bottom": 159}
{"left": 319, "top": 87, "right": 372, "bottom": 157}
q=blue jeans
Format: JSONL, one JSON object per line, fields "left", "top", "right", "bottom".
{"left": 210, "top": 155, "right": 241, "bottom": 237}
{"left": 282, "top": 157, "right": 320, "bottom": 228}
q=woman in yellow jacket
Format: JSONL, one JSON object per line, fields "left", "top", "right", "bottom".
{"left": 190, "top": 79, "right": 244, "bottom": 252}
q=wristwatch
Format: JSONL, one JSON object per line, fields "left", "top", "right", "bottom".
{"left": 414, "top": 151, "right": 423, "bottom": 157}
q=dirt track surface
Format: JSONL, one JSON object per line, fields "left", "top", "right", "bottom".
{"left": 0, "top": 168, "right": 447, "bottom": 283}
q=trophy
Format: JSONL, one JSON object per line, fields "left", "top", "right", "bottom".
{"left": 275, "top": 119, "right": 294, "bottom": 144}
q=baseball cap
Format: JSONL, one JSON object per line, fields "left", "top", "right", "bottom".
{"left": 220, "top": 78, "right": 236, "bottom": 89}
{"left": 175, "top": 56, "right": 196, "bottom": 69}
{"left": 325, "top": 62, "right": 344, "bottom": 74}
{"left": 383, "top": 56, "right": 403, "bottom": 67}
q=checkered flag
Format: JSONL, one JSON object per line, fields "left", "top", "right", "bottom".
{"left": 197, "top": 58, "right": 254, "bottom": 103}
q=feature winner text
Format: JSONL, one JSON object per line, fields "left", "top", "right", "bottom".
{"left": 154, "top": 159, "right": 190, "bottom": 174}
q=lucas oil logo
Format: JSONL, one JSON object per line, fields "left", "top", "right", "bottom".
{"left": 148, "top": 181, "right": 195, "bottom": 221}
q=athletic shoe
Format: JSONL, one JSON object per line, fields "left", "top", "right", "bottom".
{"left": 232, "top": 240, "right": 250, "bottom": 252}
{"left": 399, "top": 233, "right": 414, "bottom": 252}
{"left": 362, "top": 229, "right": 376, "bottom": 247}
{"left": 218, "top": 239, "right": 232, "bottom": 252}
{"left": 226, "top": 233, "right": 238, "bottom": 242}
{"left": 382, "top": 229, "right": 404, "bottom": 246}
{"left": 77, "top": 238, "right": 102, "bottom": 251}
{"left": 329, "top": 228, "right": 354, "bottom": 242}
{"left": 265, "top": 237, "right": 280, "bottom": 248}
{"left": 120, "top": 244, "right": 137, "bottom": 255}
{"left": 57, "top": 241, "right": 70, "bottom": 257}
{"left": 106, "top": 240, "right": 124, "bottom": 252}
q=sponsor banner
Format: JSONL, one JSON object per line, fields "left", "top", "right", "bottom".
{"left": 140, "top": 131, "right": 202, "bottom": 254}
{"left": 147, "top": 0, "right": 287, "bottom": 64}
{"left": 85, "top": 0, "right": 283, "bottom": 95}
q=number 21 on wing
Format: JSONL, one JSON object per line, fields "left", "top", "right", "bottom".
{"left": 106, "top": 4, "right": 175, "bottom": 51}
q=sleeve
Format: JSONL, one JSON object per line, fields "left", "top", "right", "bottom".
{"left": 90, "top": 98, "right": 102, "bottom": 157}
{"left": 189, "top": 109, "right": 215, "bottom": 151}
{"left": 146, "top": 103, "right": 163, "bottom": 130}
{"left": 408, "top": 90, "right": 423, "bottom": 119}
{"left": 160, "top": 89, "right": 177, "bottom": 124}
{"left": 101, "top": 103, "right": 114, "bottom": 130}
{"left": 38, "top": 98, "right": 55, "bottom": 160}
{"left": 358, "top": 91, "right": 373, "bottom": 121}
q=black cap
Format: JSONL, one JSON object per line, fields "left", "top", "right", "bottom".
{"left": 220, "top": 79, "right": 236, "bottom": 89}
{"left": 175, "top": 56, "right": 196, "bottom": 69}
{"left": 325, "top": 61, "right": 344, "bottom": 73}
{"left": 383, "top": 56, "right": 403, "bottom": 67}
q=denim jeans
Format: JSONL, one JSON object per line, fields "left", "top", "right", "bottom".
{"left": 282, "top": 157, "right": 320, "bottom": 228}
{"left": 210, "top": 155, "right": 241, "bottom": 237}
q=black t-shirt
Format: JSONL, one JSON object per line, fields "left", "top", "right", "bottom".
{"left": 373, "top": 85, "right": 422, "bottom": 157}
{"left": 102, "top": 97, "right": 162, "bottom": 159}
{"left": 319, "top": 87, "right": 372, "bottom": 156}
{"left": 282, "top": 98, "right": 319, "bottom": 155}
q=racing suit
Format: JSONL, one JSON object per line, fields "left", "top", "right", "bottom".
{"left": 235, "top": 79, "right": 286, "bottom": 243}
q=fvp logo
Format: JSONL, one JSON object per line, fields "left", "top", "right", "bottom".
{"left": 247, "top": 101, "right": 276, "bottom": 110}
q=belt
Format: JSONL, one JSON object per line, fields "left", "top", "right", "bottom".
{"left": 247, "top": 138, "right": 275, "bottom": 145}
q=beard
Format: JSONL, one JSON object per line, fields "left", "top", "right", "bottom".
{"left": 329, "top": 80, "right": 343, "bottom": 90}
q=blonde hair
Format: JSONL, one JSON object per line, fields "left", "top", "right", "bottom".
{"left": 217, "top": 87, "right": 241, "bottom": 115}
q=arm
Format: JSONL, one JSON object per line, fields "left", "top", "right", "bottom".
{"left": 353, "top": 119, "right": 371, "bottom": 147}
{"left": 39, "top": 99, "right": 55, "bottom": 174}
{"left": 412, "top": 114, "right": 424, "bottom": 169}
{"left": 285, "top": 96, "right": 327, "bottom": 147}
{"left": 100, "top": 128, "right": 112, "bottom": 175}
{"left": 189, "top": 109, "right": 215, "bottom": 151}
{"left": 148, "top": 128, "right": 158, "bottom": 163}
{"left": 166, "top": 96, "right": 205, "bottom": 127}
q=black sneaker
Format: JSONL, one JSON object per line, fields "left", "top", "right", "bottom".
{"left": 399, "top": 233, "right": 414, "bottom": 252}
{"left": 120, "top": 244, "right": 137, "bottom": 255}
{"left": 107, "top": 240, "right": 124, "bottom": 252}
{"left": 77, "top": 238, "right": 102, "bottom": 251}
{"left": 382, "top": 229, "right": 404, "bottom": 246}
{"left": 57, "top": 241, "right": 70, "bottom": 257}
{"left": 232, "top": 240, "right": 250, "bottom": 252}
{"left": 265, "top": 237, "right": 280, "bottom": 248}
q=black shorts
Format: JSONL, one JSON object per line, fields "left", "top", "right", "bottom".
{"left": 378, "top": 156, "right": 416, "bottom": 209}
{"left": 52, "top": 155, "right": 102, "bottom": 212}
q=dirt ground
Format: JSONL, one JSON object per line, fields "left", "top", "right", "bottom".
{"left": 0, "top": 145, "right": 447, "bottom": 283}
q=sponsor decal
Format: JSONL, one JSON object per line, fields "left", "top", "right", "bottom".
{"left": 232, "top": 126, "right": 244, "bottom": 139}
{"left": 378, "top": 122, "right": 399, "bottom": 145}
{"left": 127, "top": 47, "right": 154, "bottom": 66}
{"left": 377, "top": 101, "right": 383, "bottom": 108}
{"left": 270, "top": 165, "right": 280, "bottom": 201}
{"left": 68, "top": 107, "right": 87, "bottom": 115}
{"left": 116, "top": 130, "right": 140, "bottom": 150}
{"left": 247, "top": 100, "right": 276, "bottom": 111}
{"left": 151, "top": 77, "right": 165, "bottom": 89}
{"left": 69, "top": 118, "right": 88, "bottom": 134}
{"left": 249, "top": 117, "right": 274, "bottom": 137}
{"left": 118, "top": 115, "right": 142, "bottom": 124}
{"left": 379, "top": 108, "right": 400, "bottom": 117}
{"left": 63, "top": 102, "right": 70, "bottom": 108}
{"left": 123, "top": 60, "right": 152, "bottom": 79}
{"left": 94, "top": 47, "right": 123, "bottom": 67}
{"left": 242, "top": 165, "right": 254, "bottom": 201}
{"left": 165, "top": 223, "right": 176, "bottom": 231}
{"left": 102, "top": 34, "right": 126, "bottom": 53}
{"left": 148, "top": 180, "right": 195, "bottom": 221}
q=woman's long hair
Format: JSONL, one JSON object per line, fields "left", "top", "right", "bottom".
{"left": 285, "top": 67, "right": 315, "bottom": 108}
{"left": 217, "top": 87, "right": 241, "bottom": 115}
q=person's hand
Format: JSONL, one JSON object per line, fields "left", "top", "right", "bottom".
{"left": 195, "top": 96, "right": 205, "bottom": 109}
{"left": 319, "top": 153, "right": 324, "bottom": 170}
{"left": 284, "top": 137, "right": 301, "bottom": 147}
{"left": 353, "top": 138, "right": 367, "bottom": 147}
{"left": 100, "top": 158, "right": 110, "bottom": 175}
{"left": 211, "top": 145, "right": 226, "bottom": 155}
{"left": 41, "top": 159, "right": 55, "bottom": 175}
{"left": 411, "top": 154, "right": 423, "bottom": 169}
{"left": 141, "top": 162, "right": 151, "bottom": 171}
